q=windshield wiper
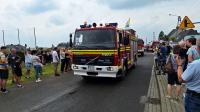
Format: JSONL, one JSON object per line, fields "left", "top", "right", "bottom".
{"left": 85, "top": 55, "right": 100, "bottom": 65}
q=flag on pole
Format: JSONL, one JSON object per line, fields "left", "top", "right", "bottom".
{"left": 125, "top": 18, "right": 131, "bottom": 28}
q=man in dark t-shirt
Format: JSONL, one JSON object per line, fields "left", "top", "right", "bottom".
{"left": 8, "top": 48, "right": 23, "bottom": 88}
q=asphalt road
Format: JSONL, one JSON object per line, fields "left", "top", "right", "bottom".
{"left": 0, "top": 53, "right": 153, "bottom": 112}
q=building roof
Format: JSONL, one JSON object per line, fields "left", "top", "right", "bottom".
{"left": 167, "top": 28, "right": 182, "bottom": 38}
{"left": 177, "top": 29, "right": 199, "bottom": 41}
{"left": 167, "top": 28, "right": 199, "bottom": 41}
{"left": 184, "top": 35, "right": 200, "bottom": 40}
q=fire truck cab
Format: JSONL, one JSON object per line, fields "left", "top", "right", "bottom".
{"left": 70, "top": 23, "right": 138, "bottom": 79}
{"left": 137, "top": 38, "right": 145, "bottom": 56}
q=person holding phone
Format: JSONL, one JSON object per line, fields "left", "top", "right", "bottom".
{"left": 177, "top": 39, "right": 200, "bottom": 112}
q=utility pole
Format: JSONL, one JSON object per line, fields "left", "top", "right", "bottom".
{"left": 146, "top": 37, "right": 147, "bottom": 45}
{"left": 153, "top": 32, "right": 156, "bottom": 41}
{"left": 169, "top": 13, "right": 181, "bottom": 27}
{"left": 2, "top": 30, "right": 5, "bottom": 46}
{"left": 177, "top": 16, "right": 182, "bottom": 27}
{"left": 17, "top": 28, "right": 20, "bottom": 45}
{"left": 34, "top": 27, "right": 37, "bottom": 48}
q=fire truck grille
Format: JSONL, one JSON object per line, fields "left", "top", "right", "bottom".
{"left": 73, "top": 55, "right": 114, "bottom": 66}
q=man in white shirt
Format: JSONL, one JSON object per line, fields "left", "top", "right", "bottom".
{"left": 177, "top": 39, "right": 200, "bottom": 112}
{"left": 52, "top": 47, "right": 60, "bottom": 76}
{"left": 60, "top": 48, "right": 66, "bottom": 73}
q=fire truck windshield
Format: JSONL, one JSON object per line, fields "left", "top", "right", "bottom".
{"left": 74, "top": 29, "right": 115, "bottom": 49}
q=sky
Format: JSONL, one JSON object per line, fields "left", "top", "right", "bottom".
{"left": 0, "top": 0, "right": 200, "bottom": 47}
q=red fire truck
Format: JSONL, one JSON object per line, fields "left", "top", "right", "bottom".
{"left": 70, "top": 23, "right": 138, "bottom": 79}
{"left": 148, "top": 41, "right": 160, "bottom": 52}
{"left": 137, "top": 38, "right": 144, "bottom": 56}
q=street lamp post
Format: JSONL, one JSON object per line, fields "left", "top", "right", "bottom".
{"left": 2, "top": 30, "right": 5, "bottom": 46}
{"left": 169, "top": 13, "right": 182, "bottom": 27}
{"left": 169, "top": 13, "right": 182, "bottom": 41}
{"left": 33, "top": 27, "right": 37, "bottom": 49}
{"left": 17, "top": 28, "right": 21, "bottom": 45}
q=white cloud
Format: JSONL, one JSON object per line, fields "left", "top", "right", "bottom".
{"left": 0, "top": 0, "right": 199, "bottom": 47}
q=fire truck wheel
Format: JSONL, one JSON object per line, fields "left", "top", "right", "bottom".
{"left": 141, "top": 52, "right": 144, "bottom": 56}
{"left": 122, "top": 65, "right": 127, "bottom": 76}
{"left": 133, "top": 55, "right": 137, "bottom": 68}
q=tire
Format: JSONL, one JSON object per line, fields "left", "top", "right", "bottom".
{"left": 133, "top": 55, "right": 137, "bottom": 68}
{"left": 141, "top": 52, "right": 144, "bottom": 56}
{"left": 116, "top": 64, "right": 127, "bottom": 81}
{"left": 122, "top": 64, "right": 128, "bottom": 76}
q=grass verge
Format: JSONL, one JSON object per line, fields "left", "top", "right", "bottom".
{"left": 7, "top": 63, "right": 61, "bottom": 88}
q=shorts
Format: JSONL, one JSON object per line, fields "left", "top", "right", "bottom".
{"left": 167, "top": 72, "right": 181, "bottom": 85}
{"left": 0, "top": 69, "right": 9, "bottom": 79}
{"left": 14, "top": 68, "right": 22, "bottom": 77}
{"left": 25, "top": 63, "right": 32, "bottom": 70}
{"left": 53, "top": 62, "right": 59, "bottom": 68}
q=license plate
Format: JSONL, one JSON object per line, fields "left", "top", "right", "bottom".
{"left": 88, "top": 66, "right": 94, "bottom": 71}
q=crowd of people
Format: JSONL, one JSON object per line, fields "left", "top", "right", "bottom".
{"left": 0, "top": 47, "right": 72, "bottom": 94}
{"left": 154, "top": 37, "right": 200, "bottom": 112}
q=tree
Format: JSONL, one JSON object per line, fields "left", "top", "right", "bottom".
{"left": 164, "top": 35, "right": 170, "bottom": 41}
{"left": 158, "top": 31, "right": 165, "bottom": 40}
{"left": 169, "top": 37, "right": 177, "bottom": 42}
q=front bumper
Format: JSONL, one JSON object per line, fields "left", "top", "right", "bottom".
{"left": 138, "top": 49, "right": 144, "bottom": 52}
{"left": 72, "top": 64, "right": 119, "bottom": 78}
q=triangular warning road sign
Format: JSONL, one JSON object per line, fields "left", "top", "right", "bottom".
{"left": 179, "top": 16, "right": 195, "bottom": 29}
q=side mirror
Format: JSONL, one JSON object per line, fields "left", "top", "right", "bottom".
{"left": 118, "top": 47, "right": 121, "bottom": 58}
{"left": 119, "top": 36, "right": 122, "bottom": 44}
{"left": 69, "top": 33, "right": 73, "bottom": 48}
{"left": 124, "top": 37, "right": 129, "bottom": 46}
{"left": 119, "top": 33, "right": 123, "bottom": 44}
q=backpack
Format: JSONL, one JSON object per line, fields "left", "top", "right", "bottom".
{"left": 164, "top": 55, "right": 175, "bottom": 74}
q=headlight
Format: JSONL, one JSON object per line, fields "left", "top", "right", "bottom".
{"left": 107, "top": 67, "right": 114, "bottom": 71}
{"left": 73, "top": 66, "right": 79, "bottom": 69}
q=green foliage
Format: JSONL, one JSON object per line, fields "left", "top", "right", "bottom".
{"left": 164, "top": 35, "right": 169, "bottom": 41}
{"left": 158, "top": 31, "right": 165, "bottom": 40}
{"left": 17, "top": 51, "right": 25, "bottom": 61}
{"left": 169, "top": 37, "right": 177, "bottom": 42}
{"left": 158, "top": 31, "right": 171, "bottom": 41}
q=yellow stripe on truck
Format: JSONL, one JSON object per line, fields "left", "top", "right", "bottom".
{"left": 71, "top": 50, "right": 117, "bottom": 52}
{"left": 71, "top": 50, "right": 117, "bottom": 55}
